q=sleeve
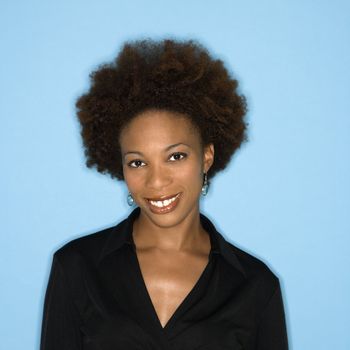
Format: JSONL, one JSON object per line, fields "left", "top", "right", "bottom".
{"left": 255, "top": 279, "right": 289, "bottom": 350}
{"left": 40, "top": 253, "right": 83, "bottom": 350}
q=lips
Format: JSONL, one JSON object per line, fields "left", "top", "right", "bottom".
{"left": 145, "top": 192, "right": 182, "bottom": 214}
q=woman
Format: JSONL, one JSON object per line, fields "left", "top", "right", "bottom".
{"left": 40, "top": 39, "right": 289, "bottom": 349}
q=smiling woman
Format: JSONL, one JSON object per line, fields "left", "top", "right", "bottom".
{"left": 119, "top": 109, "right": 214, "bottom": 223}
{"left": 39, "top": 38, "right": 289, "bottom": 349}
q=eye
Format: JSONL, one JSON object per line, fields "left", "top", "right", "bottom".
{"left": 127, "top": 159, "right": 146, "bottom": 168}
{"left": 169, "top": 152, "right": 187, "bottom": 162}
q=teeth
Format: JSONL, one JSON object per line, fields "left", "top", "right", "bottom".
{"left": 149, "top": 194, "right": 179, "bottom": 207}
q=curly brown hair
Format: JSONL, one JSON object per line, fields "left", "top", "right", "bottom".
{"left": 75, "top": 38, "right": 248, "bottom": 182}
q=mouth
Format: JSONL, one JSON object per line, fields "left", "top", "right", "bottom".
{"left": 145, "top": 192, "right": 182, "bottom": 214}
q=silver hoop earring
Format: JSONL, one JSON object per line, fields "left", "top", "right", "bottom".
{"left": 127, "top": 192, "right": 134, "bottom": 206}
{"left": 201, "top": 172, "right": 209, "bottom": 196}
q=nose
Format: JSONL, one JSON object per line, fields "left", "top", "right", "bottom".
{"left": 145, "top": 164, "right": 172, "bottom": 191}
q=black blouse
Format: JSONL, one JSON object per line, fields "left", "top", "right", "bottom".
{"left": 40, "top": 207, "right": 289, "bottom": 349}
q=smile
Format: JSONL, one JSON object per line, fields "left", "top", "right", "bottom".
{"left": 146, "top": 193, "right": 181, "bottom": 214}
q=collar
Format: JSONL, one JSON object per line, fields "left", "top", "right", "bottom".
{"left": 98, "top": 207, "right": 246, "bottom": 278}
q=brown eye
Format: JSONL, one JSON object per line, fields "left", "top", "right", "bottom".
{"left": 169, "top": 152, "right": 187, "bottom": 161}
{"left": 128, "top": 160, "right": 146, "bottom": 168}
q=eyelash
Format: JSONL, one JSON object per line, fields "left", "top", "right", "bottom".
{"left": 127, "top": 152, "right": 187, "bottom": 168}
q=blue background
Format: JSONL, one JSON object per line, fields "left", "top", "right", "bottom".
{"left": 1, "top": 1, "right": 349, "bottom": 349}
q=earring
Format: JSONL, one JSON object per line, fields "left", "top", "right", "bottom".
{"left": 127, "top": 192, "right": 134, "bottom": 206}
{"left": 201, "top": 172, "right": 209, "bottom": 196}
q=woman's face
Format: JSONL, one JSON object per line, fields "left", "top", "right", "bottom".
{"left": 119, "top": 109, "right": 214, "bottom": 228}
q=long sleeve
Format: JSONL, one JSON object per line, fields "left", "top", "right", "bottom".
{"left": 255, "top": 279, "right": 289, "bottom": 350}
{"left": 40, "top": 253, "right": 83, "bottom": 350}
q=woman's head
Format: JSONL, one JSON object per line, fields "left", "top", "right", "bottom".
{"left": 119, "top": 108, "right": 214, "bottom": 226}
{"left": 75, "top": 38, "right": 248, "bottom": 183}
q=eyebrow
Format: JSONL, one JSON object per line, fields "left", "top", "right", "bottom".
{"left": 123, "top": 142, "right": 191, "bottom": 157}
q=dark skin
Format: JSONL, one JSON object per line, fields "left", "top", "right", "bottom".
{"left": 119, "top": 109, "right": 215, "bottom": 328}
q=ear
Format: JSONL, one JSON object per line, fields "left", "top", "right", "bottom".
{"left": 203, "top": 143, "right": 214, "bottom": 173}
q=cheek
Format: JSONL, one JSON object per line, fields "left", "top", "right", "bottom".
{"left": 174, "top": 162, "right": 202, "bottom": 186}
{"left": 123, "top": 168, "right": 144, "bottom": 192}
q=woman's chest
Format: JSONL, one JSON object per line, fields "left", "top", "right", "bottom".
{"left": 135, "top": 247, "right": 211, "bottom": 328}
{"left": 74, "top": 250, "right": 257, "bottom": 350}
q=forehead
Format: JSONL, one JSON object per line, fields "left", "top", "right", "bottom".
{"left": 119, "top": 109, "right": 201, "bottom": 149}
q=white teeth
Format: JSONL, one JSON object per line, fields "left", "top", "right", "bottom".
{"left": 149, "top": 194, "right": 179, "bottom": 208}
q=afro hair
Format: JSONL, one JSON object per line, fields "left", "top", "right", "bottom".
{"left": 75, "top": 38, "right": 248, "bottom": 181}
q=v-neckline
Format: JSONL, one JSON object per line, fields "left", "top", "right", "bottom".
{"left": 131, "top": 245, "right": 213, "bottom": 332}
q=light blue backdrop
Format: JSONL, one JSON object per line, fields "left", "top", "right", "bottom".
{"left": 1, "top": 1, "right": 349, "bottom": 349}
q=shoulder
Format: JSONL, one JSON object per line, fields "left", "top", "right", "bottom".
{"left": 232, "top": 242, "right": 277, "bottom": 278}
{"left": 202, "top": 212, "right": 279, "bottom": 287}
{"left": 224, "top": 239, "right": 281, "bottom": 298}
{"left": 52, "top": 217, "right": 126, "bottom": 270}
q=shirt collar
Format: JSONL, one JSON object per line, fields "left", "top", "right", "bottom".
{"left": 99, "top": 207, "right": 246, "bottom": 278}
